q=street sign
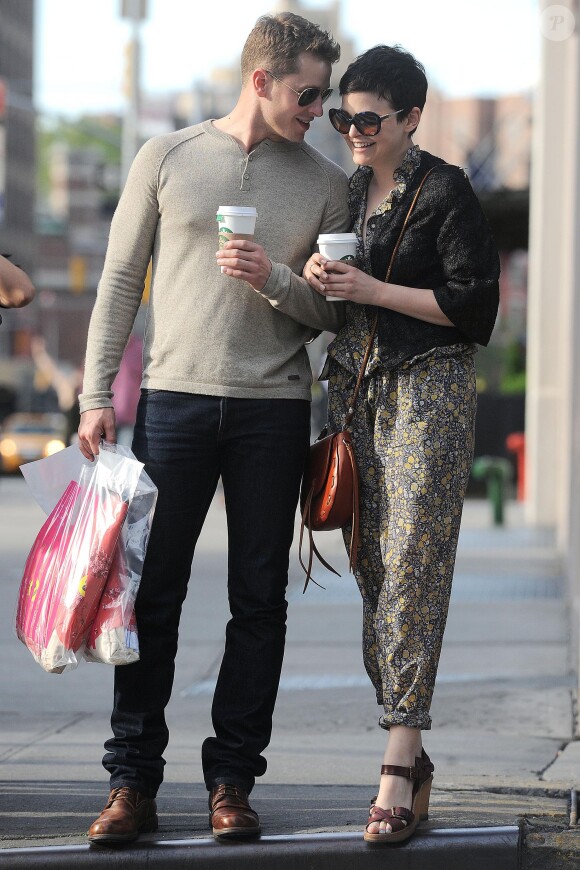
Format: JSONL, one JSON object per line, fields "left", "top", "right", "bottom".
{"left": 120, "top": 0, "right": 148, "bottom": 20}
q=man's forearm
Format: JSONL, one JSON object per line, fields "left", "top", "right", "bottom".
{"left": 260, "top": 262, "right": 346, "bottom": 334}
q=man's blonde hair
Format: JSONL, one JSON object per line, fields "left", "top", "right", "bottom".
{"left": 241, "top": 12, "right": 340, "bottom": 83}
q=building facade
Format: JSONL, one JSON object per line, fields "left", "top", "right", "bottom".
{"left": 0, "top": 0, "right": 36, "bottom": 364}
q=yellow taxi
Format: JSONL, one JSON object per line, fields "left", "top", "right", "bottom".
{"left": 0, "top": 412, "right": 67, "bottom": 473}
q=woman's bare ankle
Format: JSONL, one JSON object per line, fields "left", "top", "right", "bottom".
{"left": 382, "top": 725, "right": 422, "bottom": 766}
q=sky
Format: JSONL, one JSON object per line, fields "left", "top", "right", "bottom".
{"left": 35, "top": 0, "right": 542, "bottom": 118}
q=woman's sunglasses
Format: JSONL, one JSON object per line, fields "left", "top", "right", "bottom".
{"left": 266, "top": 70, "right": 333, "bottom": 107}
{"left": 328, "top": 108, "right": 404, "bottom": 136}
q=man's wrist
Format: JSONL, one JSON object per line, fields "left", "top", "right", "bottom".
{"left": 255, "top": 260, "right": 275, "bottom": 295}
{"left": 254, "top": 259, "right": 272, "bottom": 292}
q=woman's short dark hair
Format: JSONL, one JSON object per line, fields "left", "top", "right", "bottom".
{"left": 339, "top": 45, "right": 428, "bottom": 119}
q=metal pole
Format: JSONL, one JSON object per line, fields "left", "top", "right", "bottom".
{"left": 120, "top": 0, "right": 147, "bottom": 186}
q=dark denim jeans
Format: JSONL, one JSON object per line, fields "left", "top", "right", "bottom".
{"left": 103, "top": 390, "right": 310, "bottom": 797}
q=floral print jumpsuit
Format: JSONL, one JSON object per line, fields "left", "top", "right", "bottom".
{"left": 322, "top": 145, "right": 481, "bottom": 730}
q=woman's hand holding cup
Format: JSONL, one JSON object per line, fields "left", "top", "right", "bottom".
{"left": 305, "top": 232, "right": 360, "bottom": 301}
{"left": 304, "top": 252, "right": 379, "bottom": 306}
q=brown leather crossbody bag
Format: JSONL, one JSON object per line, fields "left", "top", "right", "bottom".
{"left": 299, "top": 167, "right": 437, "bottom": 592}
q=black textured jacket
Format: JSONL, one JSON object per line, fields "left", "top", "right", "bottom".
{"left": 327, "top": 149, "right": 500, "bottom": 374}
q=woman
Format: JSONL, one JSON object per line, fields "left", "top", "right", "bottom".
{"left": 304, "top": 45, "right": 499, "bottom": 844}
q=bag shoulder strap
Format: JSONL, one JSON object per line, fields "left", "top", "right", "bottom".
{"left": 343, "top": 165, "right": 438, "bottom": 429}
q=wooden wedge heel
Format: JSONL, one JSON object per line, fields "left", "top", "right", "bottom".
{"left": 363, "top": 749, "right": 434, "bottom": 844}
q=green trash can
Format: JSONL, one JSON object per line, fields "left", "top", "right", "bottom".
{"left": 471, "top": 456, "right": 513, "bottom": 526}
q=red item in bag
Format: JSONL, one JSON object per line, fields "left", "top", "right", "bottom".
{"left": 16, "top": 477, "right": 128, "bottom": 672}
{"left": 16, "top": 481, "right": 79, "bottom": 669}
{"left": 53, "top": 498, "right": 128, "bottom": 652}
{"left": 84, "top": 541, "right": 139, "bottom": 665}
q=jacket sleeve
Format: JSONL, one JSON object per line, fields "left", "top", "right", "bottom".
{"left": 258, "top": 166, "right": 350, "bottom": 335}
{"left": 79, "top": 138, "right": 161, "bottom": 413}
{"left": 431, "top": 167, "right": 500, "bottom": 346}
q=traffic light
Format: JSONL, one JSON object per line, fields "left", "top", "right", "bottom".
{"left": 69, "top": 256, "right": 86, "bottom": 293}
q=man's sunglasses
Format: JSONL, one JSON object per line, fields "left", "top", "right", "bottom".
{"left": 329, "top": 107, "right": 404, "bottom": 136}
{"left": 266, "top": 70, "right": 333, "bottom": 107}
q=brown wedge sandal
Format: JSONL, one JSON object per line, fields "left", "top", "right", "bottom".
{"left": 364, "top": 749, "right": 434, "bottom": 844}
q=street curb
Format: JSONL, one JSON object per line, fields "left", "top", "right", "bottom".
{"left": 0, "top": 826, "right": 520, "bottom": 869}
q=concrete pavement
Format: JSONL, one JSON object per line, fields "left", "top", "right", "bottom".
{"left": 0, "top": 476, "right": 578, "bottom": 866}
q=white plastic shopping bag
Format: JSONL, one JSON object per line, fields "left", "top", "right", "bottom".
{"left": 17, "top": 443, "right": 157, "bottom": 672}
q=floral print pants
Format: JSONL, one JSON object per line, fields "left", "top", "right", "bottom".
{"left": 326, "top": 345, "right": 476, "bottom": 730}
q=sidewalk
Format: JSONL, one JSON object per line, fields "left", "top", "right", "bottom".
{"left": 0, "top": 484, "right": 578, "bottom": 867}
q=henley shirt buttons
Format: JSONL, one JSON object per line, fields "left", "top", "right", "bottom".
{"left": 244, "top": 173, "right": 250, "bottom": 179}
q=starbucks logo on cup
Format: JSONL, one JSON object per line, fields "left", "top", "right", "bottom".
{"left": 216, "top": 206, "right": 257, "bottom": 250}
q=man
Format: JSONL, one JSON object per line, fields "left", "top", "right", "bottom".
{"left": 78, "top": 12, "right": 349, "bottom": 844}
{"left": 0, "top": 255, "right": 35, "bottom": 323}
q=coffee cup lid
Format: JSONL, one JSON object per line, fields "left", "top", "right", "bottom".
{"left": 317, "top": 233, "right": 357, "bottom": 243}
{"left": 216, "top": 206, "right": 258, "bottom": 216}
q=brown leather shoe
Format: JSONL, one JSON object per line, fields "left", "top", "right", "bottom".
{"left": 88, "top": 787, "right": 158, "bottom": 844}
{"left": 208, "top": 784, "right": 261, "bottom": 839}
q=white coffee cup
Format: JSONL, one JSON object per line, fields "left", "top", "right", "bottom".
{"left": 216, "top": 206, "right": 258, "bottom": 249}
{"left": 317, "top": 232, "right": 358, "bottom": 301}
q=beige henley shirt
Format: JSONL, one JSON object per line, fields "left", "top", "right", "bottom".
{"left": 79, "top": 120, "right": 350, "bottom": 411}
